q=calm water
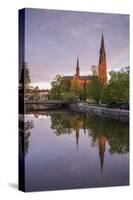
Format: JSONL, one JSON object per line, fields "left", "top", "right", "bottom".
{"left": 19, "top": 110, "right": 129, "bottom": 192}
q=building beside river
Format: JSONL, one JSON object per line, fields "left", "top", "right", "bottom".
{"left": 65, "top": 33, "right": 107, "bottom": 87}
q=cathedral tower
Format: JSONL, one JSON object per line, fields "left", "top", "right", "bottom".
{"left": 98, "top": 133, "right": 106, "bottom": 172}
{"left": 98, "top": 33, "right": 107, "bottom": 84}
{"left": 75, "top": 129, "right": 79, "bottom": 150}
{"left": 76, "top": 56, "right": 80, "bottom": 77}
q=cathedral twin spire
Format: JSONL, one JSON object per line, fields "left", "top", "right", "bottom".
{"left": 75, "top": 33, "right": 107, "bottom": 85}
{"left": 76, "top": 56, "right": 80, "bottom": 77}
{"left": 98, "top": 33, "right": 107, "bottom": 84}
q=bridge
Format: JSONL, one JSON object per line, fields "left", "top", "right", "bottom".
{"left": 25, "top": 100, "right": 70, "bottom": 104}
{"left": 25, "top": 100, "right": 71, "bottom": 110}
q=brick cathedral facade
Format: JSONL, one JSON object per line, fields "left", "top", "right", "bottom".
{"left": 65, "top": 33, "right": 107, "bottom": 86}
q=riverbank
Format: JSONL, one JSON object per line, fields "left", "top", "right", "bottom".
{"left": 69, "top": 103, "right": 129, "bottom": 122}
{"left": 25, "top": 101, "right": 129, "bottom": 122}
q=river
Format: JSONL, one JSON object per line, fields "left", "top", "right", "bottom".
{"left": 19, "top": 110, "right": 129, "bottom": 192}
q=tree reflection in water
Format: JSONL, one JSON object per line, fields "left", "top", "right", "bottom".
{"left": 19, "top": 116, "right": 34, "bottom": 156}
{"left": 22, "top": 110, "right": 129, "bottom": 172}
{"left": 49, "top": 111, "right": 129, "bottom": 171}
{"left": 86, "top": 116, "right": 129, "bottom": 155}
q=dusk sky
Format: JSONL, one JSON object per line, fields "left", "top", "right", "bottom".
{"left": 25, "top": 8, "right": 129, "bottom": 89}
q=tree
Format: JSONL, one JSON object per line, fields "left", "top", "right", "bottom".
{"left": 86, "top": 77, "right": 103, "bottom": 104}
{"left": 50, "top": 75, "right": 62, "bottom": 99}
{"left": 19, "top": 62, "right": 31, "bottom": 90}
{"left": 60, "top": 77, "right": 71, "bottom": 93}
{"left": 70, "top": 79, "right": 83, "bottom": 99}
{"left": 50, "top": 75, "right": 80, "bottom": 101}
{"left": 80, "top": 83, "right": 87, "bottom": 101}
{"left": 19, "top": 119, "right": 34, "bottom": 156}
{"left": 101, "top": 67, "right": 129, "bottom": 108}
{"left": 61, "top": 91, "right": 78, "bottom": 102}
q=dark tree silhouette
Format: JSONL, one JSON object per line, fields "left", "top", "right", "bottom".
{"left": 19, "top": 62, "right": 31, "bottom": 91}
{"left": 19, "top": 118, "right": 34, "bottom": 156}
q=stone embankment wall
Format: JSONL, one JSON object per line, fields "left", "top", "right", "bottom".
{"left": 69, "top": 103, "right": 129, "bottom": 122}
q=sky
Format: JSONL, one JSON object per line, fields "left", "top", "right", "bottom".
{"left": 24, "top": 8, "right": 129, "bottom": 89}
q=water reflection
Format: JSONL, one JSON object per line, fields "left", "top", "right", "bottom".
{"left": 20, "top": 110, "right": 129, "bottom": 191}
{"left": 19, "top": 116, "right": 34, "bottom": 156}
{"left": 24, "top": 111, "right": 129, "bottom": 169}
{"left": 98, "top": 133, "right": 106, "bottom": 172}
{"left": 49, "top": 111, "right": 129, "bottom": 171}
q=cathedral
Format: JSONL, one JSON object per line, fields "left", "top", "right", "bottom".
{"left": 66, "top": 33, "right": 107, "bottom": 86}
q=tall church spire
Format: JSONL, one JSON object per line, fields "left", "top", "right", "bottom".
{"left": 98, "top": 33, "right": 107, "bottom": 84}
{"left": 98, "top": 133, "right": 106, "bottom": 172}
{"left": 75, "top": 129, "right": 79, "bottom": 150}
{"left": 101, "top": 32, "right": 105, "bottom": 52}
{"left": 76, "top": 56, "right": 80, "bottom": 77}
